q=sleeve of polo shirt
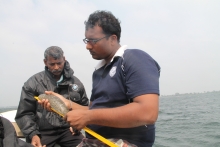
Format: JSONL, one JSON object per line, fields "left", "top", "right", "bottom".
{"left": 124, "top": 49, "right": 160, "bottom": 99}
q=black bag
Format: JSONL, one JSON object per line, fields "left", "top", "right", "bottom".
{"left": 0, "top": 116, "right": 33, "bottom": 147}
{"left": 0, "top": 116, "right": 4, "bottom": 147}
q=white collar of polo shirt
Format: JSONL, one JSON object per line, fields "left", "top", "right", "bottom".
{"left": 95, "top": 45, "right": 128, "bottom": 70}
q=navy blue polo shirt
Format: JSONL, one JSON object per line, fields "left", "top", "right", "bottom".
{"left": 87, "top": 45, "right": 160, "bottom": 146}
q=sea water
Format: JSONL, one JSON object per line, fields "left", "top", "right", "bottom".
{"left": 154, "top": 91, "right": 220, "bottom": 147}
{"left": 1, "top": 91, "right": 220, "bottom": 147}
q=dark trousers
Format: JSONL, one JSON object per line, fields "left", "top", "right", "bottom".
{"left": 28, "top": 128, "right": 84, "bottom": 147}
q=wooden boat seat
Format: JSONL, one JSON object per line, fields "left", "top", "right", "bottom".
{"left": 11, "top": 122, "right": 24, "bottom": 138}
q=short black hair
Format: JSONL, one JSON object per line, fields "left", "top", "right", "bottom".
{"left": 85, "top": 10, "right": 121, "bottom": 42}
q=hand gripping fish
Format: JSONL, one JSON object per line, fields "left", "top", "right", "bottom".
{"left": 34, "top": 94, "right": 120, "bottom": 147}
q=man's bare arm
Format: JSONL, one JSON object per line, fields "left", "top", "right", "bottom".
{"left": 65, "top": 94, "right": 158, "bottom": 130}
{"left": 86, "top": 94, "right": 158, "bottom": 128}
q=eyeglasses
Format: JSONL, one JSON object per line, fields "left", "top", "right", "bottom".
{"left": 83, "top": 36, "right": 109, "bottom": 45}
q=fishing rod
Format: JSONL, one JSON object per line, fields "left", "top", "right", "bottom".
{"left": 34, "top": 96, "right": 118, "bottom": 147}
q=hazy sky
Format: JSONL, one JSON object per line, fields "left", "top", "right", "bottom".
{"left": 0, "top": 0, "right": 219, "bottom": 107}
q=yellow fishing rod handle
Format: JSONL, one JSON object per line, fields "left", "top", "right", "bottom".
{"left": 34, "top": 96, "right": 40, "bottom": 101}
{"left": 83, "top": 127, "right": 118, "bottom": 147}
{"left": 34, "top": 96, "right": 118, "bottom": 147}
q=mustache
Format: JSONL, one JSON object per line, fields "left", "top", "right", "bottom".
{"left": 51, "top": 69, "right": 62, "bottom": 74}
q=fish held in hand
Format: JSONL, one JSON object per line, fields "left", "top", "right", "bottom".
{"left": 36, "top": 94, "right": 120, "bottom": 147}
{"left": 37, "top": 94, "right": 69, "bottom": 117}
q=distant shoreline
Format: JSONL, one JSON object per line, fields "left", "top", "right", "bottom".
{"left": 0, "top": 106, "right": 17, "bottom": 113}
{"left": 161, "top": 90, "right": 220, "bottom": 97}
{"left": 1, "top": 90, "right": 219, "bottom": 109}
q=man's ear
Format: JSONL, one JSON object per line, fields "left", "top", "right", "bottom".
{"left": 63, "top": 56, "right": 66, "bottom": 61}
{"left": 111, "top": 35, "right": 117, "bottom": 45}
{"left": 112, "top": 35, "right": 117, "bottom": 40}
{"left": 43, "top": 59, "right": 47, "bottom": 66}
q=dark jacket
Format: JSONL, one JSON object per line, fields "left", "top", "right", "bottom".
{"left": 15, "top": 61, "right": 89, "bottom": 140}
{"left": 0, "top": 116, "right": 33, "bottom": 147}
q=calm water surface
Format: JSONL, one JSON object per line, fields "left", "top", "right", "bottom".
{"left": 154, "top": 92, "right": 220, "bottom": 147}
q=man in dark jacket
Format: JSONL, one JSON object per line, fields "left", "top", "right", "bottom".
{"left": 15, "top": 46, "right": 89, "bottom": 147}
